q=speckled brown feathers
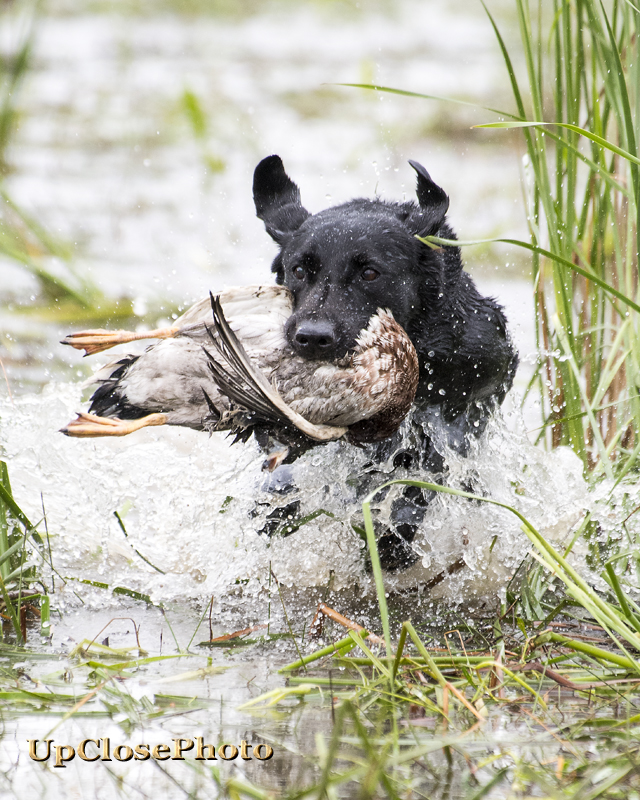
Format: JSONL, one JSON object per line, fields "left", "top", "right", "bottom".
{"left": 203, "top": 297, "right": 419, "bottom": 443}
{"left": 345, "top": 312, "right": 419, "bottom": 443}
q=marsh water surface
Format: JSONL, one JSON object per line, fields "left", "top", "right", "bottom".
{"left": 0, "top": 2, "right": 615, "bottom": 798}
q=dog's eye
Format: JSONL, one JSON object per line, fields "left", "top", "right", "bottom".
{"left": 362, "top": 268, "right": 380, "bottom": 282}
{"left": 292, "top": 266, "right": 306, "bottom": 280}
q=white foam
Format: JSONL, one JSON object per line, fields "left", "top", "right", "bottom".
{"left": 0, "top": 382, "right": 597, "bottom": 613}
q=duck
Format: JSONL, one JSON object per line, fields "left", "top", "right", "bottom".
{"left": 60, "top": 285, "right": 419, "bottom": 462}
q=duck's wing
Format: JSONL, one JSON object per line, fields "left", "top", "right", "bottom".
{"left": 61, "top": 284, "right": 293, "bottom": 356}
{"left": 176, "top": 284, "right": 292, "bottom": 345}
{"left": 205, "top": 295, "right": 348, "bottom": 442}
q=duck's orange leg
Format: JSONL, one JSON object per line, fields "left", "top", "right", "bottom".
{"left": 60, "top": 412, "right": 168, "bottom": 438}
{"left": 60, "top": 327, "right": 180, "bottom": 356}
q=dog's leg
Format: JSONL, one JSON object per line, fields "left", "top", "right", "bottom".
{"left": 356, "top": 409, "right": 449, "bottom": 572}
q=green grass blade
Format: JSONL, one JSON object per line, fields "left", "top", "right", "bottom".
{"left": 362, "top": 486, "right": 392, "bottom": 658}
{"left": 337, "top": 82, "right": 517, "bottom": 120}
{"left": 423, "top": 235, "right": 640, "bottom": 314}
{"left": 476, "top": 120, "right": 640, "bottom": 167}
{"left": 364, "top": 479, "right": 640, "bottom": 665}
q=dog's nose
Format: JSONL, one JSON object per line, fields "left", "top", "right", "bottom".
{"left": 293, "top": 321, "right": 337, "bottom": 358}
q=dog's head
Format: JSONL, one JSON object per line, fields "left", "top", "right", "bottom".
{"left": 253, "top": 155, "right": 450, "bottom": 360}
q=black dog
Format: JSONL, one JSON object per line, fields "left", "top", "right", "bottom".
{"left": 253, "top": 155, "right": 518, "bottom": 569}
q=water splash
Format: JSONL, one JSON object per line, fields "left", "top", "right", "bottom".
{"left": 1, "top": 383, "right": 591, "bottom": 613}
{"left": 385, "top": 413, "right": 590, "bottom": 608}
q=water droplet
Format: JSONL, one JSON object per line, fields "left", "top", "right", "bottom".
{"left": 133, "top": 297, "right": 147, "bottom": 317}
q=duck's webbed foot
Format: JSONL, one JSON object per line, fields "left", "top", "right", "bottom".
{"left": 60, "top": 326, "right": 179, "bottom": 356}
{"left": 60, "top": 412, "right": 168, "bottom": 437}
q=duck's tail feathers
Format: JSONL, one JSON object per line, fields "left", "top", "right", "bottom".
{"left": 88, "top": 354, "right": 147, "bottom": 419}
{"left": 203, "top": 294, "right": 347, "bottom": 442}
{"left": 202, "top": 295, "right": 284, "bottom": 425}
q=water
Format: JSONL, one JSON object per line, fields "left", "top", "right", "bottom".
{"left": 0, "top": 0, "right": 528, "bottom": 391}
{"left": 1, "top": 381, "right": 590, "bottom": 610}
{"left": 0, "top": 380, "right": 600, "bottom": 799}
{"left": 0, "top": 3, "right": 628, "bottom": 798}
{"left": 0, "top": 0, "right": 559, "bottom": 611}
{"left": 0, "top": 603, "right": 323, "bottom": 798}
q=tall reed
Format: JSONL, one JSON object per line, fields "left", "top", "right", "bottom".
{"left": 482, "top": 0, "right": 640, "bottom": 478}
{"left": 349, "top": 1, "right": 640, "bottom": 477}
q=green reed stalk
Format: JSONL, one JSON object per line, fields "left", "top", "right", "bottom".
{"left": 351, "top": 3, "right": 640, "bottom": 476}
{"left": 484, "top": 0, "right": 640, "bottom": 475}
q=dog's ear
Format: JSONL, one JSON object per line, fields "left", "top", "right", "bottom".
{"left": 404, "top": 160, "right": 449, "bottom": 237}
{"left": 253, "top": 155, "right": 310, "bottom": 244}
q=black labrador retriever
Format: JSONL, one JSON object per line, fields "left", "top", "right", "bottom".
{"left": 252, "top": 155, "right": 518, "bottom": 569}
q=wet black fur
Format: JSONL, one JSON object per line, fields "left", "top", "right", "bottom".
{"left": 253, "top": 155, "right": 519, "bottom": 570}
{"left": 253, "top": 155, "right": 518, "bottom": 423}
{"left": 91, "top": 157, "right": 519, "bottom": 573}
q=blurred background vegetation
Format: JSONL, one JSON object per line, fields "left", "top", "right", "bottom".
{"left": 0, "top": 0, "right": 527, "bottom": 392}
